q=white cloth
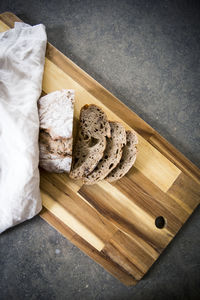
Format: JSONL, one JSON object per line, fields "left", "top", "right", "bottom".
{"left": 0, "top": 22, "right": 47, "bottom": 233}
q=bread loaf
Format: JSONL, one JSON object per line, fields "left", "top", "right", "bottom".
{"left": 38, "top": 89, "right": 74, "bottom": 173}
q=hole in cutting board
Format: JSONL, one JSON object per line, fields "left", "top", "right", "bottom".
{"left": 155, "top": 216, "right": 166, "bottom": 229}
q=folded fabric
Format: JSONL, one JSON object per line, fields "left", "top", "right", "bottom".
{"left": 0, "top": 22, "right": 47, "bottom": 233}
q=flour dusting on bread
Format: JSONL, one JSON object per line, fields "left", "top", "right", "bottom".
{"left": 39, "top": 89, "right": 74, "bottom": 140}
{"left": 38, "top": 89, "right": 74, "bottom": 173}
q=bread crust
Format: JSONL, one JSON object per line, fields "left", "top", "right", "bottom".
{"left": 38, "top": 89, "right": 74, "bottom": 173}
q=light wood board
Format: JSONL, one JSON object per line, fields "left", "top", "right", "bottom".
{"left": 1, "top": 12, "right": 199, "bottom": 286}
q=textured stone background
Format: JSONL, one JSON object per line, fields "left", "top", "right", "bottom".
{"left": 0, "top": 1, "right": 199, "bottom": 299}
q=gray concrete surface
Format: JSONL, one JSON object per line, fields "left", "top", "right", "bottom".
{"left": 0, "top": 0, "right": 200, "bottom": 299}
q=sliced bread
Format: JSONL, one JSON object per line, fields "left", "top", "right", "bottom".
{"left": 79, "top": 104, "right": 111, "bottom": 138}
{"left": 106, "top": 130, "right": 138, "bottom": 182}
{"left": 83, "top": 121, "right": 126, "bottom": 185}
{"left": 69, "top": 105, "right": 111, "bottom": 180}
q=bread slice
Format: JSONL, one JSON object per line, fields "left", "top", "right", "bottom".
{"left": 83, "top": 121, "right": 126, "bottom": 185}
{"left": 79, "top": 104, "right": 111, "bottom": 139}
{"left": 69, "top": 105, "right": 111, "bottom": 180}
{"left": 106, "top": 130, "right": 138, "bottom": 182}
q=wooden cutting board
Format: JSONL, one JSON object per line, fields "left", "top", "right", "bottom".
{"left": 1, "top": 12, "right": 199, "bottom": 286}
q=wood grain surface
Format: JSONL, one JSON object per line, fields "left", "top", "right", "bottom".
{"left": 0, "top": 12, "right": 199, "bottom": 286}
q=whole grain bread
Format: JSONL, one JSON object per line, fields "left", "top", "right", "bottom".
{"left": 106, "top": 130, "right": 138, "bottom": 182}
{"left": 69, "top": 105, "right": 111, "bottom": 180}
{"left": 79, "top": 104, "right": 111, "bottom": 138}
{"left": 83, "top": 121, "right": 126, "bottom": 185}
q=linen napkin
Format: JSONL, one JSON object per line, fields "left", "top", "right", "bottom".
{"left": 0, "top": 22, "right": 47, "bottom": 233}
